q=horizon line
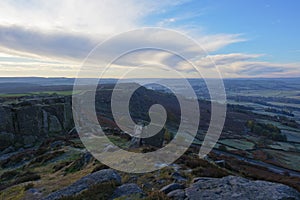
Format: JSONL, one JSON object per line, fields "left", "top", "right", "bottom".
{"left": 0, "top": 76, "right": 300, "bottom": 80}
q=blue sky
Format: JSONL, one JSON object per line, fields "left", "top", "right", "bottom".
{"left": 0, "top": 0, "right": 299, "bottom": 78}
{"left": 144, "top": 0, "right": 300, "bottom": 62}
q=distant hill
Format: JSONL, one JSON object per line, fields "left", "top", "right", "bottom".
{"left": 0, "top": 77, "right": 117, "bottom": 94}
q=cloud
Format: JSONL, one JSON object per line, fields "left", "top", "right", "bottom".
{"left": 206, "top": 55, "right": 299, "bottom": 78}
{"left": 0, "top": 24, "right": 298, "bottom": 78}
{"left": 207, "top": 53, "right": 263, "bottom": 65}
{"left": 174, "top": 53, "right": 300, "bottom": 78}
{"left": 0, "top": 25, "right": 245, "bottom": 64}
{"left": 175, "top": 53, "right": 261, "bottom": 71}
{"left": 0, "top": 23, "right": 298, "bottom": 78}
{"left": 0, "top": 0, "right": 188, "bottom": 34}
{"left": 0, "top": 25, "right": 98, "bottom": 61}
{"left": 196, "top": 34, "right": 246, "bottom": 52}
{"left": 223, "top": 61, "right": 299, "bottom": 77}
{"left": 0, "top": 1, "right": 298, "bottom": 78}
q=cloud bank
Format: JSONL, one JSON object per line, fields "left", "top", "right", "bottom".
{"left": 0, "top": 1, "right": 298, "bottom": 78}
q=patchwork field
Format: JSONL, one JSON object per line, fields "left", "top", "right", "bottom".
{"left": 217, "top": 139, "right": 255, "bottom": 151}
{"left": 263, "top": 149, "right": 300, "bottom": 171}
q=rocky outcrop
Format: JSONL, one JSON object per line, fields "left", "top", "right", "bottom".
{"left": 160, "top": 183, "right": 184, "bottom": 194}
{"left": 111, "top": 183, "right": 145, "bottom": 199}
{"left": 43, "top": 169, "right": 121, "bottom": 200}
{"left": 142, "top": 126, "right": 165, "bottom": 148}
{"left": 167, "top": 189, "right": 186, "bottom": 200}
{"left": 42, "top": 171, "right": 300, "bottom": 200}
{"left": 129, "top": 124, "right": 166, "bottom": 148}
{"left": 166, "top": 176, "right": 300, "bottom": 200}
{"left": 0, "top": 96, "right": 74, "bottom": 150}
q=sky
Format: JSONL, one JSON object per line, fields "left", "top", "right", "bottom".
{"left": 0, "top": 0, "right": 299, "bottom": 78}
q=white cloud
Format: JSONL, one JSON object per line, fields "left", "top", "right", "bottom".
{"left": 0, "top": 1, "right": 298, "bottom": 78}
{"left": 0, "top": 25, "right": 245, "bottom": 68}
{"left": 174, "top": 52, "right": 300, "bottom": 78}
{"left": 202, "top": 55, "right": 300, "bottom": 78}
{"left": 0, "top": 0, "right": 187, "bottom": 35}
{"left": 0, "top": 25, "right": 98, "bottom": 61}
{"left": 222, "top": 61, "right": 299, "bottom": 78}
{"left": 196, "top": 34, "right": 246, "bottom": 52}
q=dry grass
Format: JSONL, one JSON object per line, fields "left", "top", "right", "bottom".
{"left": 211, "top": 153, "right": 300, "bottom": 192}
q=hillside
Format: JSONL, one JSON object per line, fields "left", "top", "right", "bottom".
{"left": 0, "top": 83, "right": 300, "bottom": 199}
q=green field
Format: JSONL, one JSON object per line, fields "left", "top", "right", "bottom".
{"left": 229, "top": 89, "right": 300, "bottom": 99}
{"left": 218, "top": 139, "right": 255, "bottom": 150}
{"left": 0, "top": 90, "right": 78, "bottom": 97}
{"left": 268, "top": 142, "right": 300, "bottom": 152}
{"left": 258, "top": 119, "right": 300, "bottom": 132}
{"left": 264, "top": 149, "right": 300, "bottom": 171}
{"left": 282, "top": 130, "right": 300, "bottom": 143}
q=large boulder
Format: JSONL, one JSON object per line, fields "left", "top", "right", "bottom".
{"left": 160, "top": 183, "right": 185, "bottom": 194}
{"left": 110, "top": 183, "right": 145, "bottom": 199}
{"left": 43, "top": 169, "right": 121, "bottom": 200}
{"left": 167, "top": 189, "right": 186, "bottom": 200}
{"left": 182, "top": 176, "right": 300, "bottom": 200}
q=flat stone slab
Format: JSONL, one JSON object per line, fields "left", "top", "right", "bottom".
{"left": 43, "top": 169, "right": 121, "bottom": 200}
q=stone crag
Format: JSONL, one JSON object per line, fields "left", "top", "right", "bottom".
{"left": 0, "top": 96, "right": 74, "bottom": 150}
